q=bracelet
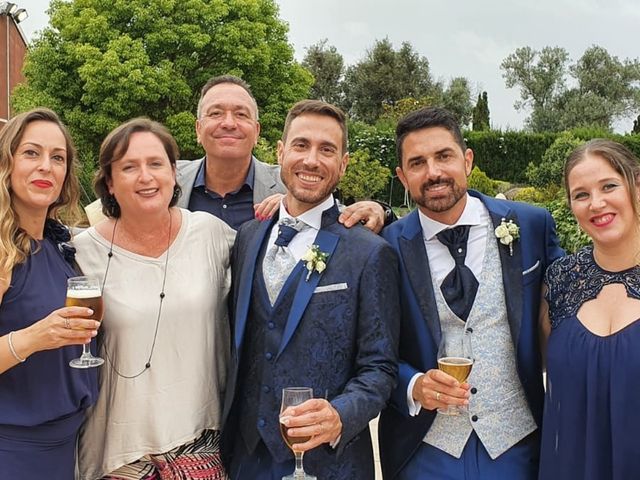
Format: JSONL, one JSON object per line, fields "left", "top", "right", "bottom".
{"left": 7, "top": 331, "right": 26, "bottom": 363}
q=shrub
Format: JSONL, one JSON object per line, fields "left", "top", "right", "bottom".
{"left": 526, "top": 132, "right": 584, "bottom": 188}
{"left": 467, "top": 166, "right": 499, "bottom": 196}
{"left": 544, "top": 198, "right": 590, "bottom": 253}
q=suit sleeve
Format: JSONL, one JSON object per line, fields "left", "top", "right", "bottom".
{"left": 543, "top": 209, "right": 564, "bottom": 267}
{"left": 329, "top": 242, "right": 401, "bottom": 455}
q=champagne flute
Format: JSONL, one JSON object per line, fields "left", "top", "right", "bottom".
{"left": 68, "top": 276, "right": 105, "bottom": 368}
{"left": 436, "top": 330, "right": 474, "bottom": 415}
{"left": 280, "top": 387, "right": 316, "bottom": 480}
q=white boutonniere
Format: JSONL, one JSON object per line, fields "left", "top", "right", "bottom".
{"left": 494, "top": 218, "right": 520, "bottom": 256}
{"left": 301, "top": 245, "right": 329, "bottom": 281}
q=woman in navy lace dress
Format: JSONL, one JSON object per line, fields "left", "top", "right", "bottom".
{"left": 539, "top": 139, "right": 640, "bottom": 480}
{"left": 0, "top": 109, "right": 99, "bottom": 478}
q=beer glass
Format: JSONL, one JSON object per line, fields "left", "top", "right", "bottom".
{"left": 437, "top": 330, "right": 474, "bottom": 415}
{"left": 68, "top": 276, "right": 105, "bottom": 368}
{"left": 280, "top": 387, "right": 316, "bottom": 480}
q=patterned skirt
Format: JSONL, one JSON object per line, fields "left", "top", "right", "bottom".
{"left": 102, "top": 429, "right": 227, "bottom": 480}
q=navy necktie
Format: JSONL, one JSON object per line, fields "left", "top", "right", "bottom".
{"left": 436, "top": 225, "right": 479, "bottom": 321}
{"left": 262, "top": 218, "right": 306, "bottom": 305}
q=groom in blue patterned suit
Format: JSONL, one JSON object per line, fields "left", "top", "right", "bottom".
{"left": 378, "top": 107, "right": 564, "bottom": 479}
{"left": 222, "top": 99, "right": 400, "bottom": 480}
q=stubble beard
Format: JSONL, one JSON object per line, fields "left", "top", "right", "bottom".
{"left": 412, "top": 179, "right": 466, "bottom": 214}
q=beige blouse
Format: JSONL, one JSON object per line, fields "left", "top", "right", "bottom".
{"left": 73, "top": 209, "right": 235, "bottom": 480}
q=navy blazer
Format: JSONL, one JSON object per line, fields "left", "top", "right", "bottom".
{"left": 222, "top": 204, "right": 400, "bottom": 479}
{"left": 378, "top": 191, "right": 564, "bottom": 479}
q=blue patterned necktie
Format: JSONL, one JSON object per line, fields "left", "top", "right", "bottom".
{"left": 262, "top": 218, "right": 307, "bottom": 305}
{"left": 436, "top": 225, "right": 479, "bottom": 321}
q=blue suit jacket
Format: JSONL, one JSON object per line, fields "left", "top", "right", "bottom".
{"left": 378, "top": 191, "right": 564, "bottom": 479}
{"left": 222, "top": 204, "right": 400, "bottom": 479}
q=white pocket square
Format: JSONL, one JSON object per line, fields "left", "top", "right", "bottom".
{"left": 522, "top": 260, "right": 540, "bottom": 276}
{"left": 314, "top": 283, "right": 348, "bottom": 293}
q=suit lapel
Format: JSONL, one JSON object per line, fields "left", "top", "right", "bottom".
{"left": 400, "top": 210, "right": 441, "bottom": 345}
{"left": 474, "top": 192, "right": 524, "bottom": 349}
{"left": 234, "top": 216, "right": 276, "bottom": 350}
{"left": 276, "top": 206, "right": 341, "bottom": 359}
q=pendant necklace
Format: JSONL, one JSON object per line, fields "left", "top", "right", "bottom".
{"left": 100, "top": 211, "right": 172, "bottom": 379}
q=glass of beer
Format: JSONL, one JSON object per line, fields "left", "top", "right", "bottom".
{"left": 437, "top": 330, "right": 474, "bottom": 415}
{"left": 67, "top": 276, "right": 105, "bottom": 368}
{"left": 280, "top": 387, "right": 316, "bottom": 480}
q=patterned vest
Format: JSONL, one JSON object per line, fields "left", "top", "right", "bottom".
{"left": 424, "top": 222, "right": 537, "bottom": 459}
{"left": 237, "top": 248, "right": 301, "bottom": 455}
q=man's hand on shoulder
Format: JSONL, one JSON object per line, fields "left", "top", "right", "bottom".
{"left": 339, "top": 200, "right": 392, "bottom": 234}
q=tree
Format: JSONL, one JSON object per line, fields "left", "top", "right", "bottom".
{"left": 502, "top": 45, "right": 640, "bottom": 132}
{"left": 441, "top": 77, "right": 473, "bottom": 127}
{"left": 338, "top": 149, "right": 390, "bottom": 202}
{"left": 633, "top": 114, "right": 640, "bottom": 134}
{"left": 557, "top": 46, "right": 640, "bottom": 129}
{"left": 472, "top": 91, "right": 490, "bottom": 131}
{"left": 302, "top": 39, "right": 344, "bottom": 106}
{"left": 14, "top": 0, "right": 312, "bottom": 202}
{"left": 342, "top": 38, "right": 440, "bottom": 123}
{"left": 501, "top": 46, "right": 569, "bottom": 132}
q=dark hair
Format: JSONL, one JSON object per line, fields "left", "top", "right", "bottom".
{"left": 395, "top": 107, "right": 466, "bottom": 168}
{"left": 94, "top": 118, "right": 181, "bottom": 218}
{"left": 282, "top": 100, "right": 348, "bottom": 153}
{"left": 197, "top": 74, "right": 258, "bottom": 119}
{"left": 565, "top": 139, "right": 640, "bottom": 216}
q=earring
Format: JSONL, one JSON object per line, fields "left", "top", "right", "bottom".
{"left": 172, "top": 185, "right": 181, "bottom": 202}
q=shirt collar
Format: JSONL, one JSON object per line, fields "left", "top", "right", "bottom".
{"left": 193, "top": 156, "right": 255, "bottom": 192}
{"left": 278, "top": 195, "right": 336, "bottom": 231}
{"left": 419, "top": 193, "right": 484, "bottom": 241}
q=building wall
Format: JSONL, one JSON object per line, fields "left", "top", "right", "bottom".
{"left": 0, "top": 15, "right": 27, "bottom": 125}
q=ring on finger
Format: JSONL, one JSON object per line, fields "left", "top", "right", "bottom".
{"left": 64, "top": 317, "right": 70, "bottom": 329}
{"left": 435, "top": 391, "right": 441, "bottom": 402}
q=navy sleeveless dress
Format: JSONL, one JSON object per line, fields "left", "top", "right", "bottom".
{"left": 0, "top": 220, "right": 98, "bottom": 479}
{"left": 539, "top": 247, "right": 640, "bottom": 480}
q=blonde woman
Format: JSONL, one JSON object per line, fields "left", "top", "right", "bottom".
{"left": 0, "top": 108, "right": 99, "bottom": 477}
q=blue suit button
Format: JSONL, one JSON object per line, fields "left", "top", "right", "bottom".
{"left": 265, "top": 352, "right": 273, "bottom": 360}
{"left": 268, "top": 322, "right": 275, "bottom": 329}
{"left": 258, "top": 418, "right": 266, "bottom": 427}
{"left": 471, "top": 387, "right": 477, "bottom": 394}
{"left": 262, "top": 385, "right": 270, "bottom": 393}
{"left": 471, "top": 415, "right": 478, "bottom": 422}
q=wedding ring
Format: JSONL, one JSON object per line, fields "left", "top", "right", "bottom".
{"left": 435, "top": 391, "right": 441, "bottom": 402}
{"left": 64, "top": 317, "right": 70, "bottom": 329}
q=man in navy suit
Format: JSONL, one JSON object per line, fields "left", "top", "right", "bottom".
{"left": 378, "top": 107, "right": 563, "bottom": 480}
{"left": 222, "top": 99, "right": 400, "bottom": 480}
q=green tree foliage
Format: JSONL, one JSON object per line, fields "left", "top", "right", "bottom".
{"left": 525, "top": 132, "right": 583, "bottom": 188}
{"left": 338, "top": 149, "right": 390, "bottom": 202}
{"left": 501, "top": 46, "right": 569, "bottom": 132}
{"left": 302, "top": 39, "right": 344, "bottom": 106}
{"left": 502, "top": 45, "right": 640, "bottom": 132}
{"left": 14, "top": 0, "right": 312, "bottom": 202}
{"left": 342, "top": 38, "right": 440, "bottom": 123}
{"left": 442, "top": 77, "right": 473, "bottom": 127}
{"left": 472, "top": 91, "right": 490, "bottom": 131}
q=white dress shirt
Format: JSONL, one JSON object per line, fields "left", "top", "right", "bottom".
{"left": 407, "top": 194, "right": 491, "bottom": 414}
{"left": 266, "top": 195, "right": 336, "bottom": 261}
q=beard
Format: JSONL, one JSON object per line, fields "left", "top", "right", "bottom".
{"left": 411, "top": 177, "right": 466, "bottom": 213}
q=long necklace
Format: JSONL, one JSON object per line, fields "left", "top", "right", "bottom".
{"left": 100, "top": 211, "right": 172, "bottom": 379}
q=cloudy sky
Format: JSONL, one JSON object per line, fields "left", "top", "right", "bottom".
{"left": 20, "top": 0, "right": 640, "bottom": 131}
